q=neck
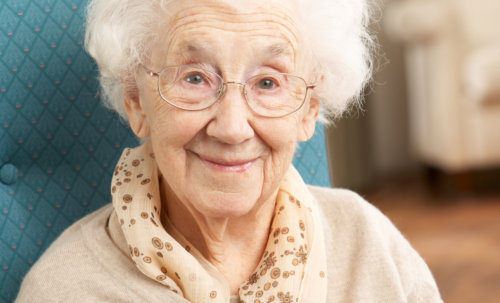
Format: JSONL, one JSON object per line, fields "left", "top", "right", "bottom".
{"left": 160, "top": 178, "right": 276, "bottom": 295}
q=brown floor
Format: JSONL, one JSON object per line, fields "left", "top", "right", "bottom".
{"left": 363, "top": 177, "right": 500, "bottom": 303}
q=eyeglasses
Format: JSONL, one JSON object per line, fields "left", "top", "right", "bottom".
{"left": 145, "top": 65, "right": 315, "bottom": 118}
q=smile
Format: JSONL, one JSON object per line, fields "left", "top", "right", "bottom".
{"left": 197, "top": 154, "right": 256, "bottom": 173}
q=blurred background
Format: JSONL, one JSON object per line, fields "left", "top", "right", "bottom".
{"left": 326, "top": 0, "right": 500, "bottom": 302}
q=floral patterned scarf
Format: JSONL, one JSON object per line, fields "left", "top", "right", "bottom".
{"left": 111, "top": 142, "right": 327, "bottom": 302}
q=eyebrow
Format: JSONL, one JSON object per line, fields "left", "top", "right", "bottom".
{"left": 179, "top": 42, "right": 209, "bottom": 54}
{"left": 186, "top": 43, "right": 201, "bottom": 52}
{"left": 179, "top": 41, "right": 292, "bottom": 56}
{"left": 171, "top": 41, "right": 294, "bottom": 73}
{"left": 266, "top": 43, "right": 292, "bottom": 57}
{"left": 172, "top": 42, "right": 214, "bottom": 65}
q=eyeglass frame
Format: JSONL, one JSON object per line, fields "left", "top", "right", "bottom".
{"left": 143, "top": 64, "right": 316, "bottom": 118}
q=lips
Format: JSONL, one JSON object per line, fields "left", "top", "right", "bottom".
{"left": 196, "top": 153, "right": 257, "bottom": 173}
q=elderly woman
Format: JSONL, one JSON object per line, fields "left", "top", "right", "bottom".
{"left": 16, "top": 0, "right": 442, "bottom": 302}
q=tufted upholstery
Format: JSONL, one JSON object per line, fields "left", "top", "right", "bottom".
{"left": 0, "top": 1, "right": 330, "bottom": 302}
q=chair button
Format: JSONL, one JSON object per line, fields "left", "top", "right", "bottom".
{"left": 0, "top": 164, "right": 18, "bottom": 185}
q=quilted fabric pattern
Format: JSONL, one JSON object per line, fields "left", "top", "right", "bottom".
{"left": 294, "top": 123, "right": 331, "bottom": 188}
{"left": 0, "top": 1, "right": 330, "bottom": 301}
{"left": 0, "top": 1, "right": 139, "bottom": 301}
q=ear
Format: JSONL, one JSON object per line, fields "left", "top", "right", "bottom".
{"left": 297, "top": 93, "right": 320, "bottom": 142}
{"left": 124, "top": 90, "right": 151, "bottom": 138}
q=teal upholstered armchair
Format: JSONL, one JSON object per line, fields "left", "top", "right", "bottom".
{"left": 0, "top": 1, "right": 330, "bottom": 301}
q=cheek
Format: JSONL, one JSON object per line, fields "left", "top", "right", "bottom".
{"left": 258, "top": 119, "right": 300, "bottom": 183}
{"left": 148, "top": 109, "right": 208, "bottom": 191}
{"left": 148, "top": 102, "right": 206, "bottom": 147}
{"left": 258, "top": 116, "right": 301, "bottom": 152}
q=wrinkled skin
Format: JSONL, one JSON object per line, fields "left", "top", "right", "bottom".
{"left": 124, "top": 0, "right": 320, "bottom": 294}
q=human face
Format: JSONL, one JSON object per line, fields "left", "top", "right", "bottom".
{"left": 125, "top": 0, "right": 320, "bottom": 219}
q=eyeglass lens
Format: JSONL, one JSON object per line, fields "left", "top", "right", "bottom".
{"left": 156, "top": 65, "right": 308, "bottom": 117}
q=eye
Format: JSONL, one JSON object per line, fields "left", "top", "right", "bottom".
{"left": 257, "top": 78, "right": 278, "bottom": 90}
{"left": 184, "top": 72, "right": 205, "bottom": 85}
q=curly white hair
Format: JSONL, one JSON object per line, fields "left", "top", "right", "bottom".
{"left": 85, "top": 0, "right": 375, "bottom": 123}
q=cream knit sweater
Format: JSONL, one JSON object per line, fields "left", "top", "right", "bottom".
{"left": 16, "top": 186, "right": 442, "bottom": 302}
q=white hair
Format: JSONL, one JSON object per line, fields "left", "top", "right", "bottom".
{"left": 85, "top": 0, "right": 374, "bottom": 123}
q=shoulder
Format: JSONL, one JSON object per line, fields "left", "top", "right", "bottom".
{"left": 308, "top": 185, "right": 378, "bottom": 218}
{"left": 16, "top": 205, "right": 119, "bottom": 301}
{"left": 308, "top": 186, "right": 406, "bottom": 258}
{"left": 308, "top": 186, "right": 396, "bottom": 235}
{"left": 308, "top": 186, "right": 443, "bottom": 303}
{"left": 16, "top": 205, "right": 189, "bottom": 303}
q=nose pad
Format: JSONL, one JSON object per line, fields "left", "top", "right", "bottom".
{"left": 216, "top": 83, "right": 226, "bottom": 100}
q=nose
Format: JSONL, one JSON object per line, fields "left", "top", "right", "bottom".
{"left": 206, "top": 83, "right": 255, "bottom": 145}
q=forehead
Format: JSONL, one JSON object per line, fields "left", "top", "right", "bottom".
{"left": 154, "top": 0, "right": 303, "bottom": 64}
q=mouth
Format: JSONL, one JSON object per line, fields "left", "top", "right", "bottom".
{"left": 196, "top": 154, "right": 257, "bottom": 173}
